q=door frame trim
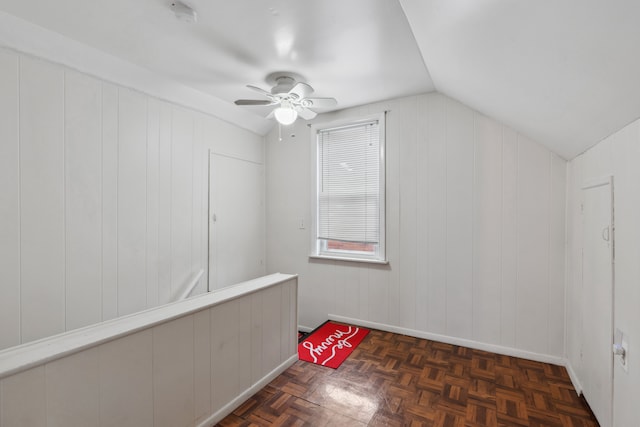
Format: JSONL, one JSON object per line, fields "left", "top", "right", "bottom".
{"left": 582, "top": 175, "right": 613, "bottom": 190}
{"left": 580, "top": 175, "right": 615, "bottom": 427}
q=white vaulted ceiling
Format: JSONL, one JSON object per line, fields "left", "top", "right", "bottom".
{"left": 0, "top": 0, "right": 433, "bottom": 136}
{"left": 400, "top": 0, "right": 640, "bottom": 159}
{"left": 1, "top": 0, "right": 640, "bottom": 159}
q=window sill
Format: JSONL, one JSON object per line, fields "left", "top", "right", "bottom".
{"left": 309, "top": 254, "right": 389, "bottom": 265}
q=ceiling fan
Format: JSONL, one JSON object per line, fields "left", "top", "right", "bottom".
{"left": 234, "top": 73, "right": 337, "bottom": 125}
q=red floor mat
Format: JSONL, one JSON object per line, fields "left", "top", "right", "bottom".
{"left": 297, "top": 321, "right": 369, "bottom": 369}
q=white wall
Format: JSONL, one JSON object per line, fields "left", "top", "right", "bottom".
{"left": 566, "top": 119, "right": 640, "bottom": 427}
{"left": 209, "top": 154, "right": 265, "bottom": 290}
{"left": 266, "top": 92, "right": 567, "bottom": 360}
{"left": 0, "top": 274, "right": 298, "bottom": 427}
{"left": 0, "top": 47, "right": 265, "bottom": 350}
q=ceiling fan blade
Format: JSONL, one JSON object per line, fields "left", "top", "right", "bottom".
{"left": 246, "top": 84, "right": 273, "bottom": 97}
{"left": 289, "top": 82, "right": 313, "bottom": 100}
{"left": 296, "top": 107, "right": 317, "bottom": 120}
{"left": 303, "top": 97, "right": 337, "bottom": 109}
{"left": 234, "top": 99, "right": 276, "bottom": 106}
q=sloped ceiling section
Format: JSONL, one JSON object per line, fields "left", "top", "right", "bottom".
{"left": 0, "top": 0, "right": 433, "bottom": 137}
{"left": 400, "top": 0, "right": 640, "bottom": 159}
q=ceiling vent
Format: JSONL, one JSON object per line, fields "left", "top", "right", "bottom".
{"left": 171, "top": 1, "right": 197, "bottom": 24}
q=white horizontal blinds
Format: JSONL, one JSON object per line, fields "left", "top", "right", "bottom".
{"left": 318, "top": 120, "right": 380, "bottom": 243}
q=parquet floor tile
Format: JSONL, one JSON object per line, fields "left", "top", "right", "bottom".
{"left": 217, "top": 328, "right": 599, "bottom": 426}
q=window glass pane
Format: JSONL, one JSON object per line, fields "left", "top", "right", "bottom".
{"left": 317, "top": 121, "right": 380, "bottom": 245}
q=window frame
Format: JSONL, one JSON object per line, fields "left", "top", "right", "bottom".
{"left": 309, "top": 113, "right": 387, "bottom": 264}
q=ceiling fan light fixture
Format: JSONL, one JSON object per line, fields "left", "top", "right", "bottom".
{"left": 235, "top": 75, "right": 336, "bottom": 124}
{"left": 274, "top": 103, "right": 298, "bottom": 125}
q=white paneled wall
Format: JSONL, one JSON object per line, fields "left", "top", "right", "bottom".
{"left": 0, "top": 275, "right": 298, "bottom": 427}
{"left": 567, "top": 120, "right": 640, "bottom": 427}
{"left": 0, "top": 47, "right": 265, "bottom": 350}
{"left": 65, "top": 71, "right": 102, "bottom": 331}
{"left": 0, "top": 49, "right": 20, "bottom": 352}
{"left": 20, "top": 56, "right": 66, "bottom": 343}
{"left": 266, "top": 92, "right": 567, "bottom": 360}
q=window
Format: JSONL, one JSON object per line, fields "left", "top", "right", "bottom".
{"left": 311, "top": 114, "right": 386, "bottom": 263}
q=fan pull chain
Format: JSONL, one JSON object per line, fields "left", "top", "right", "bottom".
{"left": 279, "top": 122, "right": 283, "bottom": 141}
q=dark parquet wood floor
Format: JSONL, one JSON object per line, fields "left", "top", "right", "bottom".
{"left": 217, "top": 328, "right": 599, "bottom": 426}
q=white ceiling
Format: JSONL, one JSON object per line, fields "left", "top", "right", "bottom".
{"left": 401, "top": 0, "right": 640, "bottom": 159}
{"left": 1, "top": 0, "right": 640, "bottom": 159}
{"left": 0, "top": 0, "right": 433, "bottom": 135}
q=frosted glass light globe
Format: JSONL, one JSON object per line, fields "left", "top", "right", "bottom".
{"left": 274, "top": 106, "right": 298, "bottom": 125}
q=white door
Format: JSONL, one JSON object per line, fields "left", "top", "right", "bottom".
{"left": 581, "top": 179, "right": 613, "bottom": 427}
{"left": 209, "top": 152, "right": 265, "bottom": 290}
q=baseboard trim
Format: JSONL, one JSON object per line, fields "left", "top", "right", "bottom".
{"left": 328, "top": 314, "right": 566, "bottom": 366}
{"left": 565, "top": 360, "right": 583, "bottom": 395}
{"left": 197, "top": 353, "right": 298, "bottom": 427}
{"left": 297, "top": 325, "right": 314, "bottom": 333}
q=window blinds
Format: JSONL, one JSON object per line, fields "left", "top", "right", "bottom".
{"left": 317, "top": 120, "right": 380, "bottom": 244}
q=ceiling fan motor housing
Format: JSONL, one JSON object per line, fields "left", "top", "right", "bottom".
{"left": 271, "top": 76, "right": 296, "bottom": 95}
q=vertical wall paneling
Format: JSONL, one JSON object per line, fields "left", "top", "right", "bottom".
{"left": 262, "top": 285, "right": 282, "bottom": 371}
{"left": 45, "top": 348, "right": 100, "bottom": 426}
{"left": 264, "top": 116, "right": 305, "bottom": 308}
{"left": 357, "top": 264, "right": 370, "bottom": 321}
{"left": 582, "top": 137, "right": 613, "bottom": 180}
{"left": 333, "top": 264, "right": 360, "bottom": 320}
{"left": 101, "top": 83, "right": 119, "bottom": 322}
{"left": 266, "top": 92, "right": 567, "bottom": 359}
{"left": 280, "top": 282, "right": 298, "bottom": 362}
{"left": 548, "top": 154, "right": 566, "bottom": 356}
{"left": 0, "top": 49, "right": 20, "bottom": 350}
{"left": 610, "top": 122, "right": 640, "bottom": 427}
{"left": 365, "top": 264, "right": 388, "bottom": 327}
{"left": 326, "top": 262, "right": 339, "bottom": 318}
{"left": 157, "top": 102, "right": 173, "bottom": 305}
{"left": 426, "top": 94, "right": 447, "bottom": 334}
{"left": 152, "top": 316, "right": 195, "bottom": 427}
{"left": 117, "top": 89, "right": 148, "bottom": 316}
{"left": 200, "top": 118, "right": 211, "bottom": 294}
{"left": 0, "top": 49, "right": 265, "bottom": 349}
{"left": 398, "top": 97, "right": 418, "bottom": 329}
{"left": 567, "top": 120, "right": 640, "bottom": 427}
{"left": 415, "top": 95, "right": 429, "bottom": 331}
{"left": 325, "top": 264, "right": 339, "bottom": 317}
{"left": 210, "top": 154, "right": 265, "bottom": 290}
{"left": 385, "top": 102, "right": 401, "bottom": 326}
{"left": 237, "top": 295, "right": 252, "bottom": 392}
{"left": 292, "top": 281, "right": 298, "bottom": 354}
{"left": 19, "top": 56, "right": 66, "bottom": 342}
{"left": 500, "top": 128, "right": 518, "bottom": 347}
{"left": 250, "top": 292, "right": 264, "bottom": 382}
{"left": 445, "top": 99, "right": 474, "bottom": 339}
{"left": 280, "top": 281, "right": 292, "bottom": 360}
{"left": 191, "top": 115, "right": 204, "bottom": 294}
{"left": 99, "top": 331, "right": 154, "bottom": 427}
{"left": 146, "top": 99, "right": 160, "bottom": 308}
{"left": 0, "top": 276, "right": 297, "bottom": 426}
{"left": 301, "top": 258, "right": 331, "bottom": 329}
{"left": 170, "top": 107, "right": 194, "bottom": 298}
{"left": 211, "top": 299, "right": 240, "bottom": 413}
{"left": 64, "top": 71, "right": 102, "bottom": 331}
{"left": 565, "top": 157, "right": 583, "bottom": 377}
{"left": 0, "top": 367, "right": 46, "bottom": 426}
{"left": 472, "top": 114, "right": 503, "bottom": 344}
{"left": 516, "top": 136, "right": 551, "bottom": 352}
{"left": 193, "top": 309, "right": 212, "bottom": 424}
